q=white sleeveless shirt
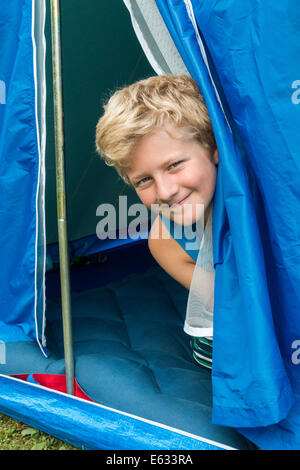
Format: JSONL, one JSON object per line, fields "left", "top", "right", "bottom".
{"left": 184, "top": 205, "right": 214, "bottom": 338}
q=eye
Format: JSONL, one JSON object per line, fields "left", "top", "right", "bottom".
{"left": 135, "top": 176, "right": 151, "bottom": 187}
{"left": 168, "top": 160, "right": 183, "bottom": 170}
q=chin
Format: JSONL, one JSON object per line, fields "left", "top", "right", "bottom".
{"left": 170, "top": 212, "right": 202, "bottom": 227}
{"left": 171, "top": 203, "right": 205, "bottom": 226}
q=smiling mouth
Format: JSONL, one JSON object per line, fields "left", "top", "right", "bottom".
{"left": 171, "top": 193, "right": 192, "bottom": 208}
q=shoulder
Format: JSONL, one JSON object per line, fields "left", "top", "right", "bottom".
{"left": 148, "top": 216, "right": 196, "bottom": 290}
{"left": 148, "top": 215, "right": 195, "bottom": 264}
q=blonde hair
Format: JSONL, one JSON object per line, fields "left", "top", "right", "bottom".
{"left": 95, "top": 75, "right": 216, "bottom": 184}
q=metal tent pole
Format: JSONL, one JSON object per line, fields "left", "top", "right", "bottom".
{"left": 50, "top": 0, "right": 75, "bottom": 395}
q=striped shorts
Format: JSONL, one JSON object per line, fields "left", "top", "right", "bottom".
{"left": 191, "top": 337, "right": 213, "bottom": 370}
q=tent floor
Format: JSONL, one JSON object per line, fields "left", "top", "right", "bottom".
{"left": 1, "top": 241, "right": 255, "bottom": 449}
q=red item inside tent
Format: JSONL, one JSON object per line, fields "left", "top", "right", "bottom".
{"left": 11, "top": 373, "right": 94, "bottom": 402}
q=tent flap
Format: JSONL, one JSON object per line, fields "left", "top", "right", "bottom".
{"left": 153, "top": 0, "right": 300, "bottom": 449}
{"left": 0, "top": 0, "right": 46, "bottom": 352}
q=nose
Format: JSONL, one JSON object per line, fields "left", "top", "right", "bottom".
{"left": 155, "top": 174, "right": 179, "bottom": 205}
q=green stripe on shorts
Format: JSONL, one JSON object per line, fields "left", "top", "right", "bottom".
{"left": 191, "top": 337, "right": 213, "bottom": 370}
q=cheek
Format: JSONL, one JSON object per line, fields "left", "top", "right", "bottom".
{"left": 188, "top": 164, "right": 217, "bottom": 193}
{"left": 135, "top": 188, "right": 155, "bottom": 208}
{"left": 180, "top": 166, "right": 209, "bottom": 190}
{"left": 204, "top": 168, "right": 217, "bottom": 194}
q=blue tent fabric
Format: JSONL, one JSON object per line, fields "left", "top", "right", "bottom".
{"left": 0, "top": 0, "right": 40, "bottom": 344}
{"left": 0, "top": 374, "right": 238, "bottom": 450}
{"left": 1, "top": 0, "right": 299, "bottom": 451}
{"left": 155, "top": 0, "right": 300, "bottom": 449}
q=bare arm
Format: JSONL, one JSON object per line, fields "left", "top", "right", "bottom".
{"left": 148, "top": 216, "right": 196, "bottom": 290}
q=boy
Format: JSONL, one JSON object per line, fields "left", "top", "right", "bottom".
{"left": 96, "top": 75, "right": 218, "bottom": 369}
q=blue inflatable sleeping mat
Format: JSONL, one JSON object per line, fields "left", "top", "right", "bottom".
{"left": 0, "top": 241, "right": 255, "bottom": 450}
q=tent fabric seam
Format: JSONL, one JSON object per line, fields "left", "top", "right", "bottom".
{"left": 183, "top": 0, "right": 230, "bottom": 130}
{"left": 123, "top": 0, "right": 166, "bottom": 75}
{"left": 31, "top": 0, "right": 47, "bottom": 357}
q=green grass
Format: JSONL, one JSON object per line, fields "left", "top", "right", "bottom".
{"left": 0, "top": 413, "right": 79, "bottom": 450}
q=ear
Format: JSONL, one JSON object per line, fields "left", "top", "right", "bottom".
{"left": 213, "top": 148, "right": 219, "bottom": 166}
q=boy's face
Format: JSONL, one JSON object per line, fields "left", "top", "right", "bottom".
{"left": 127, "top": 128, "right": 218, "bottom": 226}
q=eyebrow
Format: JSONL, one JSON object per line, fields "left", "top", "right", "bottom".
{"left": 131, "top": 155, "right": 188, "bottom": 184}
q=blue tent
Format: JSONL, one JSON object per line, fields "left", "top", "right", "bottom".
{"left": 0, "top": 0, "right": 299, "bottom": 450}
